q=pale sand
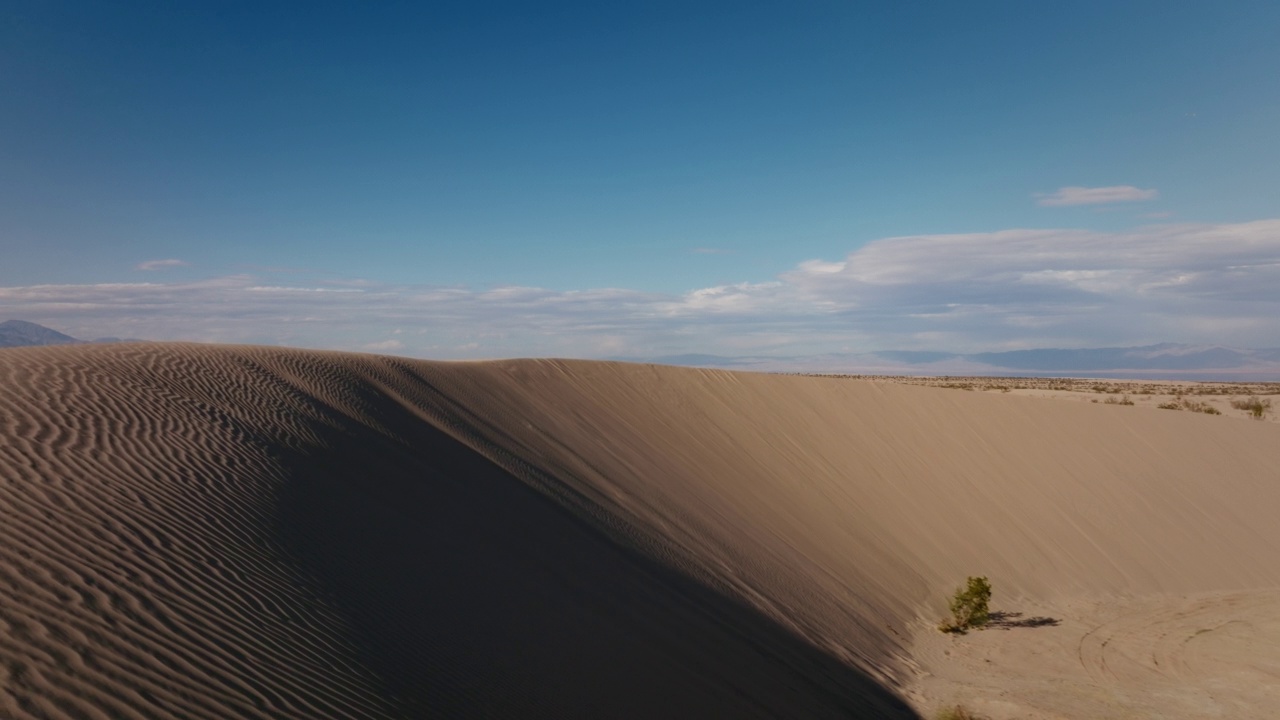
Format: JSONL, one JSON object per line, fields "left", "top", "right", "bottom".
{"left": 841, "top": 375, "right": 1280, "bottom": 424}
{"left": 1, "top": 344, "right": 1278, "bottom": 718}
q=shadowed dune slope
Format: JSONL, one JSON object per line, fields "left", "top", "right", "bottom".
{"left": 0, "top": 344, "right": 915, "bottom": 719}
{"left": 3, "top": 345, "right": 1280, "bottom": 718}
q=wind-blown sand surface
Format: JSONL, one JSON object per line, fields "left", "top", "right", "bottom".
{"left": 2, "top": 344, "right": 1279, "bottom": 718}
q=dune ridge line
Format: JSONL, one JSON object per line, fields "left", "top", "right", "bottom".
{"left": 2, "top": 343, "right": 1279, "bottom": 718}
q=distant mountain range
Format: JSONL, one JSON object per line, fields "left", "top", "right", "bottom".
{"left": 616, "top": 344, "right": 1280, "bottom": 381}
{"left": 0, "top": 320, "right": 144, "bottom": 349}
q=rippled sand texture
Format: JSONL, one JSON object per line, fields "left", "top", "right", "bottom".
{"left": 0, "top": 344, "right": 913, "bottom": 719}
{"left": 2, "top": 344, "right": 1279, "bottom": 719}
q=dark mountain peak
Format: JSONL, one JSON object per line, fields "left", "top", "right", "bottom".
{"left": 0, "top": 320, "right": 82, "bottom": 348}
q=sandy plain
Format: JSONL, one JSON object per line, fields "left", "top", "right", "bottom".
{"left": 837, "top": 374, "right": 1280, "bottom": 424}
{"left": 1, "top": 343, "right": 1278, "bottom": 718}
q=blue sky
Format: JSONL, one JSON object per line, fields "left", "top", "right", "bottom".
{"left": 3, "top": 1, "right": 1279, "bottom": 358}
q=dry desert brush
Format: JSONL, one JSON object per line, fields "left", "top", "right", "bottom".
{"left": 1157, "top": 398, "right": 1222, "bottom": 414}
{"left": 939, "top": 576, "right": 993, "bottom": 634}
{"left": 1231, "top": 396, "right": 1272, "bottom": 419}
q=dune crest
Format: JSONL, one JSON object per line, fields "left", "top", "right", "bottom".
{"left": 2, "top": 344, "right": 1279, "bottom": 718}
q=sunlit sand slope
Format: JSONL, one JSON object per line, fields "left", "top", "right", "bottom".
{"left": 3, "top": 345, "right": 1279, "bottom": 718}
{"left": 0, "top": 344, "right": 913, "bottom": 719}
{"left": 410, "top": 358, "right": 1280, "bottom": 718}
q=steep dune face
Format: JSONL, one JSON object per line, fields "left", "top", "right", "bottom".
{"left": 419, "top": 357, "right": 1280, "bottom": 605}
{"left": 2, "top": 345, "right": 1279, "bottom": 718}
{"left": 412, "top": 359, "right": 1280, "bottom": 717}
{"left": 0, "top": 344, "right": 914, "bottom": 719}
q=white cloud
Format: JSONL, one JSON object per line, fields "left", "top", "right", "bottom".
{"left": 246, "top": 286, "right": 364, "bottom": 293}
{"left": 674, "top": 282, "right": 788, "bottom": 315}
{"left": 136, "top": 259, "right": 190, "bottom": 271}
{"left": 771, "top": 219, "right": 1280, "bottom": 348}
{"left": 5, "top": 220, "right": 1279, "bottom": 357}
{"left": 796, "top": 260, "right": 846, "bottom": 274}
{"left": 1035, "top": 186, "right": 1159, "bottom": 207}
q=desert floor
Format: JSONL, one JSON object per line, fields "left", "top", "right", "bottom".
{"left": 2, "top": 344, "right": 1278, "bottom": 718}
{"left": 838, "top": 374, "right": 1280, "bottom": 424}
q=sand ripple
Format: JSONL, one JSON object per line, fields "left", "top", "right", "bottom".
{"left": 3, "top": 344, "right": 1279, "bottom": 719}
{"left": 0, "top": 344, "right": 913, "bottom": 718}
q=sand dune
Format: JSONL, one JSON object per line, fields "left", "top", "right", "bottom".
{"left": 2, "top": 344, "right": 1278, "bottom": 718}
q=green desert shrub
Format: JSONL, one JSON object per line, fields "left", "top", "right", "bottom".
{"left": 939, "top": 576, "right": 992, "bottom": 633}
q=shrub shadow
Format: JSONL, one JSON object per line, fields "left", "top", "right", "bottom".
{"left": 987, "top": 611, "right": 1061, "bottom": 629}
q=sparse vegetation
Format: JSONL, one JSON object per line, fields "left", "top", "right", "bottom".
{"left": 812, "top": 375, "right": 1280, "bottom": 397}
{"left": 804, "top": 376, "right": 1280, "bottom": 423}
{"left": 1157, "top": 398, "right": 1222, "bottom": 414}
{"left": 1231, "top": 396, "right": 1272, "bottom": 419}
{"left": 936, "top": 705, "right": 990, "bottom": 720}
{"left": 939, "top": 576, "right": 992, "bottom": 634}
